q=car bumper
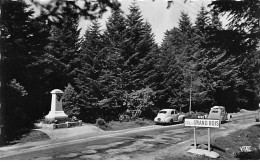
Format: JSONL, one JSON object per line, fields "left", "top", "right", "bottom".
{"left": 154, "top": 120, "right": 167, "bottom": 124}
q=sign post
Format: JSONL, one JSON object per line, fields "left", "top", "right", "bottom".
{"left": 185, "top": 119, "right": 220, "bottom": 151}
{"left": 194, "top": 127, "right": 197, "bottom": 149}
{"left": 208, "top": 128, "right": 211, "bottom": 151}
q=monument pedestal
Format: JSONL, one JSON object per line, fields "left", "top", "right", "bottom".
{"left": 45, "top": 111, "right": 68, "bottom": 120}
{"left": 45, "top": 89, "right": 68, "bottom": 120}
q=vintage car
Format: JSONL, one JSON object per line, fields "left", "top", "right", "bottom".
{"left": 207, "top": 106, "right": 232, "bottom": 122}
{"left": 154, "top": 109, "right": 186, "bottom": 124}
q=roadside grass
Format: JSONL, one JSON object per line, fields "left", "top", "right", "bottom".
{"left": 7, "top": 130, "right": 50, "bottom": 145}
{"left": 167, "top": 123, "right": 260, "bottom": 160}
{"left": 211, "top": 123, "right": 260, "bottom": 160}
{"left": 96, "top": 118, "right": 155, "bottom": 131}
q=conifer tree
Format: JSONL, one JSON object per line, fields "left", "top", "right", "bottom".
{"left": 104, "top": 9, "right": 127, "bottom": 53}
{"left": 122, "top": 2, "right": 158, "bottom": 91}
{"left": 159, "top": 12, "right": 201, "bottom": 111}
{"left": 62, "top": 84, "right": 81, "bottom": 118}
{"left": 97, "top": 9, "right": 127, "bottom": 119}
{"left": 74, "top": 19, "right": 105, "bottom": 122}
{"left": 194, "top": 7, "right": 260, "bottom": 111}
{"left": 1, "top": 0, "right": 49, "bottom": 143}
{"left": 40, "top": 2, "right": 81, "bottom": 90}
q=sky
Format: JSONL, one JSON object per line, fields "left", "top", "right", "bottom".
{"left": 30, "top": 0, "right": 226, "bottom": 45}
{"left": 79, "top": 0, "right": 215, "bottom": 45}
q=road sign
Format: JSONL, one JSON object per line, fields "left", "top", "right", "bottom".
{"left": 184, "top": 119, "right": 220, "bottom": 128}
{"left": 185, "top": 118, "right": 220, "bottom": 152}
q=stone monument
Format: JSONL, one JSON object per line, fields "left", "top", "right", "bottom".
{"left": 45, "top": 89, "right": 68, "bottom": 120}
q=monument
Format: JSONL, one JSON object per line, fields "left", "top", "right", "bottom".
{"left": 45, "top": 89, "right": 68, "bottom": 120}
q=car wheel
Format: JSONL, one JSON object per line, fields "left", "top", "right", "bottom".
{"left": 170, "top": 119, "right": 174, "bottom": 125}
{"left": 182, "top": 118, "right": 185, "bottom": 123}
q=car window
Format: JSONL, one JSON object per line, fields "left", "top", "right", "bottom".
{"left": 212, "top": 110, "right": 219, "bottom": 113}
{"left": 171, "top": 111, "right": 175, "bottom": 114}
{"left": 159, "top": 111, "right": 167, "bottom": 114}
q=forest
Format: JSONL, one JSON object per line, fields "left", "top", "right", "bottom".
{"left": 1, "top": 0, "right": 259, "bottom": 144}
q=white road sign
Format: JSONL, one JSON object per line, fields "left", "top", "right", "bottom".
{"left": 184, "top": 119, "right": 220, "bottom": 128}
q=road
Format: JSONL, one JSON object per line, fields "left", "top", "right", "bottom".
{"left": 0, "top": 112, "right": 257, "bottom": 160}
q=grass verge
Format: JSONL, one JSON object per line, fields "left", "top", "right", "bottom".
{"left": 96, "top": 118, "right": 155, "bottom": 131}
{"left": 7, "top": 130, "right": 50, "bottom": 145}
{"left": 211, "top": 123, "right": 260, "bottom": 160}
{"left": 170, "top": 123, "right": 260, "bottom": 160}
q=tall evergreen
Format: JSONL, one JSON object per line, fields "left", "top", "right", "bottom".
{"left": 130, "top": 21, "right": 158, "bottom": 90}
{"left": 97, "top": 9, "right": 128, "bottom": 119}
{"left": 104, "top": 9, "right": 127, "bottom": 53}
{"left": 122, "top": 2, "right": 158, "bottom": 91}
{"left": 194, "top": 7, "right": 260, "bottom": 112}
{"left": 192, "top": 6, "right": 216, "bottom": 110}
{"left": 74, "top": 19, "right": 105, "bottom": 122}
{"left": 159, "top": 12, "right": 202, "bottom": 111}
{"left": 40, "top": 3, "right": 81, "bottom": 90}
{"left": 1, "top": 0, "right": 49, "bottom": 143}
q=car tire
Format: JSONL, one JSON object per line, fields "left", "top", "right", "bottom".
{"left": 182, "top": 118, "right": 185, "bottom": 123}
{"left": 170, "top": 119, "right": 174, "bottom": 125}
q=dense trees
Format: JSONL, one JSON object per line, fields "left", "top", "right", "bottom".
{"left": 40, "top": 2, "right": 81, "bottom": 90}
{"left": 1, "top": 0, "right": 259, "bottom": 145}
{"left": 74, "top": 2, "right": 158, "bottom": 121}
{"left": 158, "top": 4, "right": 259, "bottom": 113}
{"left": 210, "top": 0, "right": 259, "bottom": 41}
{"left": 1, "top": 0, "right": 50, "bottom": 143}
{"left": 209, "top": 0, "right": 260, "bottom": 111}
{"left": 158, "top": 11, "right": 201, "bottom": 111}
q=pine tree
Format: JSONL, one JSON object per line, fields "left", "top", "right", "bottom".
{"left": 178, "top": 11, "right": 193, "bottom": 36}
{"left": 104, "top": 9, "right": 127, "bottom": 53}
{"left": 40, "top": 2, "right": 81, "bottom": 90}
{"left": 97, "top": 2, "right": 159, "bottom": 119}
{"left": 159, "top": 12, "right": 202, "bottom": 112}
{"left": 62, "top": 84, "right": 81, "bottom": 118}
{"left": 122, "top": 2, "right": 158, "bottom": 91}
{"left": 191, "top": 6, "right": 216, "bottom": 111}
{"left": 74, "top": 19, "right": 105, "bottom": 122}
{"left": 1, "top": 0, "right": 50, "bottom": 143}
{"left": 157, "top": 26, "right": 183, "bottom": 109}
{"left": 194, "top": 8, "right": 260, "bottom": 112}
{"left": 195, "top": 6, "right": 210, "bottom": 35}
{"left": 96, "top": 10, "right": 127, "bottom": 120}
{"left": 130, "top": 21, "right": 158, "bottom": 90}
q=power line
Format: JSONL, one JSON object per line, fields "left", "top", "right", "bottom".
{"left": 193, "top": 1, "right": 203, "bottom": 9}
{"left": 174, "top": 0, "right": 198, "bottom": 16}
{"left": 187, "top": 3, "right": 201, "bottom": 14}
{"left": 184, "top": 0, "right": 204, "bottom": 13}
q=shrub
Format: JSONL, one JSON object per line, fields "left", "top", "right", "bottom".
{"left": 62, "top": 84, "right": 81, "bottom": 118}
{"left": 96, "top": 118, "right": 112, "bottom": 130}
{"left": 135, "top": 118, "right": 146, "bottom": 126}
{"left": 96, "top": 118, "right": 107, "bottom": 126}
{"left": 186, "top": 111, "right": 207, "bottom": 119}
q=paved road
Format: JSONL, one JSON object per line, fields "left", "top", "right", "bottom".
{"left": 0, "top": 111, "right": 257, "bottom": 160}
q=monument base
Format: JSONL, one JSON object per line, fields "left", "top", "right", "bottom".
{"left": 45, "top": 111, "right": 68, "bottom": 120}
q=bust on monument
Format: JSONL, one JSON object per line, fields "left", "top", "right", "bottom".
{"left": 45, "top": 89, "right": 68, "bottom": 120}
